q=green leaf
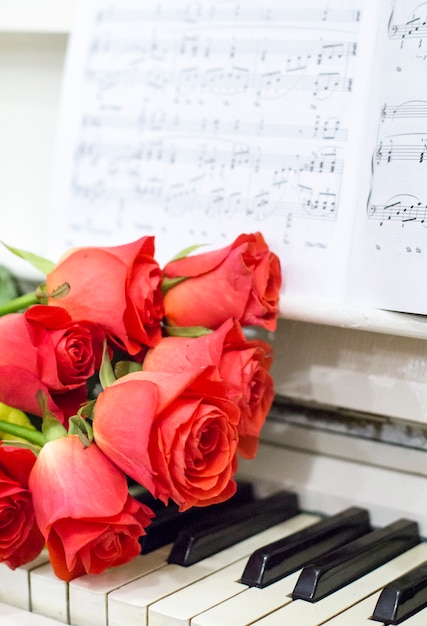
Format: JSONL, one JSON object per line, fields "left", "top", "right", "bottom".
{"left": 0, "top": 439, "right": 41, "bottom": 455}
{"left": 1, "top": 242, "right": 56, "bottom": 275}
{"left": 41, "top": 413, "right": 67, "bottom": 442}
{"left": 68, "top": 415, "right": 93, "bottom": 448}
{"left": 114, "top": 360, "right": 142, "bottom": 379}
{"left": 77, "top": 399, "right": 96, "bottom": 421}
{"left": 161, "top": 276, "right": 187, "bottom": 294}
{"left": 37, "top": 390, "right": 67, "bottom": 442}
{"left": 164, "top": 324, "right": 213, "bottom": 338}
{"left": 168, "top": 243, "right": 205, "bottom": 262}
{"left": 99, "top": 341, "right": 117, "bottom": 389}
{"left": 0, "top": 266, "right": 19, "bottom": 304}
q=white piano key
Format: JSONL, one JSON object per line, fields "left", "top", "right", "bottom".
{"left": 0, "top": 601, "right": 66, "bottom": 626}
{"left": 0, "top": 550, "right": 49, "bottom": 610}
{"left": 108, "top": 513, "right": 320, "bottom": 626}
{"left": 322, "top": 591, "right": 381, "bottom": 624}
{"left": 68, "top": 544, "right": 171, "bottom": 626}
{"left": 191, "top": 570, "right": 300, "bottom": 626}
{"left": 252, "top": 542, "right": 427, "bottom": 626}
{"left": 30, "top": 563, "right": 69, "bottom": 624}
{"left": 324, "top": 591, "right": 427, "bottom": 626}
{"left": 149, "top": 558, "right": 251, "bottom": 626}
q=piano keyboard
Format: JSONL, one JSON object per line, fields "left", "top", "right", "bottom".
{"left": 1, "top": 488, "right": 427, "bottom": 626}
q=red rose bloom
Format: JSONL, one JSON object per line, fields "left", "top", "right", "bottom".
{"left": 0, "top": 446, "right": 44, "bottom": 569}
{"left": 163, "top": 232, "right": 281, "bottom": 331}
{"left": 46, "top": 236, "right": 164, "bottom": 358}
{"left": 29, "top": 436, "right": 154, "bottom": 582}
{"left": 0, "top": 305, "right": 105, "bottom": 425}
{"left": 143, "top": 319, "right": 274, "bottom": 458}
{"left": 93, "top": 369, "right": 239, "bottom": 510}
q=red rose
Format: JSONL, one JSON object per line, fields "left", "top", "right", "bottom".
{"left": 0, "top": 446, "right": 44, "bottom": 569}
{"left": 163, "top": 232, "right": 281, "bottom": 331}
{"left": 28, "top": 436, "right": 154, "bottom": 582}
{"left": 0, "top": 306, "right": 105, "bottom": 424}
{"left": 93, "top": 369, "right": 239, "bottom": 510}
{"left": 46, "top": 236, "right": 164, "bottom": 357}
{"left": 143, "top": 319, "right": 274, "bottom": 459}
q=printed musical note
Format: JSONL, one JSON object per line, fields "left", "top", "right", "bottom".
{"left": 375, "top": 134, "right": 427, "bottom": 165}
{"left": 368, "top": 195, "right": 427, "bottom": 226}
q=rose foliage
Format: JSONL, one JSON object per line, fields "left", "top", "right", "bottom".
{"left": 0, "top": 231, "right": 281, "bottom": 581}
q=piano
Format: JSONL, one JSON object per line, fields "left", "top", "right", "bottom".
{"left": 1, "top": 387, "right": 427, "bottom": 626}
{"left": 4, "top": 0, "right": 427, "bottom": 623}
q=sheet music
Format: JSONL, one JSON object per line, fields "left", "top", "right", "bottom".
{"left": 350, "top": 1, "right": 427, "bottom": 313}
{"left": 50, "top": 0, "right": 378, "bottom": 303}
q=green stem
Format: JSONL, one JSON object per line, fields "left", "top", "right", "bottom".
{"left": 0, "top": 292, "right": 40, "bottom": 316}
{"left": 0, "top": 420, "right": 45, "bottom": 447}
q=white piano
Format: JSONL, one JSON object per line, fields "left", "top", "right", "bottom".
{"left": 2, "top": 0, "right": 427, "bottom": 623}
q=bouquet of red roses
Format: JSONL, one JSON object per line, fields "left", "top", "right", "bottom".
{"left": 0, "top": 232, "right": 281, "bottom": 582}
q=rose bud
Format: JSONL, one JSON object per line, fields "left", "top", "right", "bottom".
{"left": 143, "top": 319, "right": 274, "bottom": 459}
{"left": 46, "top": 236, "right": 164, "bottom": 358}
{"left": 0, "top": 305, "right": 105, "bottom": 425}
{"left": 29, "top": 435, "right": 154, "bottom": 581}
{"left": 163, "top": 232, "right": 281, "bottom": 331}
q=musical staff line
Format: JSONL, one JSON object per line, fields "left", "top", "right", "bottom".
{"left": 381, "top": 100, "right": 427, "bottom": 120}
{"left": 368, "top": 194, "right": 427, "bottom": 226}
{"left": 89, "top": 35, "right": 357, "bottom": 64}
{"left": 375, "top": 135, "right": 427, "bottom": 164}
{"left": 81, "top": 112, "right": 348, "bottom": 141}
{"left": 69, "top": 183, "right": 340, "bottom": 223}
{"left": 74, "top": 139, "right": 344, "bottom": 176}
{"left": 96, "top": 6, "right": 361, "bottom": 27}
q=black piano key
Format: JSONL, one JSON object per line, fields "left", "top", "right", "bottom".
{"left": 240, "top": 506, "right": 371, "bottom": 588}
{"left": 138, "top": 481, "right": 256, "bottom": 553}
{"left": 292, "top": 519, "right": 420, "bottom": 602}
{"left": 168, "top": 490, "right": 299, "bottom": 567}
{"left": 371, "top": 560, "right": 427, "bottom": 624}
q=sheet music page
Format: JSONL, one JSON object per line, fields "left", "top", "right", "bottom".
{"left": 349, "top": 1, "right": 427, "bottom": 314}
{"left": 49, "top": 0, "right": 378, "bottom": 304}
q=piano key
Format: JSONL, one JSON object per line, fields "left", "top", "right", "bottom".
{"left": 68, "top": 544, "right": 172, "bottom": 626}
{"left": 140, "top": 481, "right": 256, "bottom": 553}
{"left": 293, "top": 519, "right": 420, "bottom": 602}
{"left": 252, "top": 542, "right": 427, "bottom": 626}
{"left": 0, "top": 550, "right": 49, "bottom": 611}
{"left": 0, "top": 601, "right": 66, "bottom": 626}
{"left": 322, "top": 586, "right": 427, "bottom": 626}
{"left": 168, "top": 490, "right": 299, "bottom": 566}
{"left": 321, "top": 591, "right": 382, "bottom": 624}
{"left": 192, "top": 508, "right": 369, "bottom": 626}
{"left": 390, "top": 605, "right": 427, "bottom": 625}
{"left": 148, "top": 513, "right": 321, "bottom": 626}
{"left": 371, "top": 560, "right": 427, "bottom": 624}
{"left": 191, "top": 569, "right": 302, "bottom": 626}
{"left": 30, "top": 562, "right": 69, "bottom": 624}
{"left": 241, "top": 506, "right": 371, "bottom": 588}
{"left": 107, "top": 513, "right": 320, "bottom": 626}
